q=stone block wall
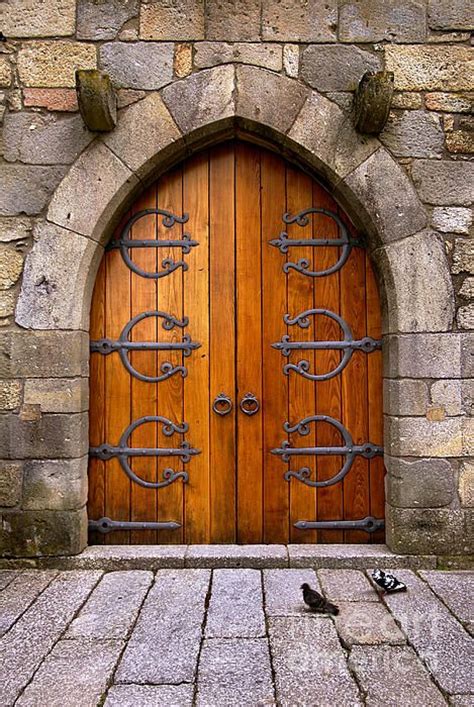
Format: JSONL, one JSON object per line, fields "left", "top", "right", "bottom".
{"left": 0, "top": 0, "right": 472, "bottom": 557}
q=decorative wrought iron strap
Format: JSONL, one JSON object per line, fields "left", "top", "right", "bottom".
{"left": 294, "top": 516, "right": 384, "bottom": 533}
{"left": 88, "top": 517, "right": 181, "bottom": 534}
{"left": 107, "top": 208, "right": 198, "bottom": 279}
{"left": 272, "top": 309, "right": 381, "bottom": 381}
{"left": 90, "top": 310, "right": 201, "bottom": 383}
{"left": 89, "top": 415, "right": 200, "bottom": 489}
{"left": 269, "top": 208, "right": 361, "bottom": 277}
{"left": 271, "top": 415, "right": 383, "bottom": 488}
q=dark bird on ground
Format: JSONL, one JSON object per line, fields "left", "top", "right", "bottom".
{"left": 371, "top": 569, "right": 407, "bottom": 594}
{"left": 301, "top": 583, "right": 339, "bottom": 615}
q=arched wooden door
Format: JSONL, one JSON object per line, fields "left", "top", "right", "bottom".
{"left": 88, "top": 141, "right": 384, "bottom": 545}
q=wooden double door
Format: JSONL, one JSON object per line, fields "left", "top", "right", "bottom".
{"left": 88, "top": 141, "right": 384, "bottom": 545}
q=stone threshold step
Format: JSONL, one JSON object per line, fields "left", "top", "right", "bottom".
{"left": 0, "top": 544, "right": 442, "bottom": 571}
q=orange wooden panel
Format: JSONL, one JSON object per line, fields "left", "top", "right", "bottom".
{"left": 312, "top": 184, "right": 343, "bottom": 543}
{"left": 156, "top": 167, "right": 186, "bottom": 543}
{"left": 209, "top": 144, "right": 236, "bottom": 542}
{"left": 183, "top": 151, "right": 211, "bottom": 543}
{"left": 88, "top": 255, "right": 106, "bottom": 544}
{"left": 104, "top": 216, "right": 132, "bottom": 544}
{"left": 340, "top": 214, "right": 369, "bottom": 543}
{"left": 130, "top": 188, "right": 158, "bottom": 544}
{"left": 286, "top": 166, "right": 317, "bottom": 543}
{"left": 236, "top": 142, "right": 263, "bottom": 543}
{"left": 366, "top": 250, "right": 385, "bottom": 543}
{"left": 261, "top": 150, "right": 289, "bottom": 543}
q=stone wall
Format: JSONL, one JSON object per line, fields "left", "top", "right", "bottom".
{"left": 0, "top": 0, "right": 472, "bottom": 557}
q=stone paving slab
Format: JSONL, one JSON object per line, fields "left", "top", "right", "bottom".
{"left": 263, "top": 568, "right": 320, "bottom": 616}
{"left": 0, "top": 570, "right": 57, "bottom": 636}
{"left": 268, "top": 616, "right": 361, "bottom": 705}
{"left": 0, "top": 570, "right": 102, "bottom": 706}
{"left": 105, "top": 684, "right": 194, "bottom": 706}
{"left": 450, "top": 696, "right": 474, "bottom": 706}
{"left": 288, "top": 544, "right": 437, "bottom": 569}
{"left": 0, "top": 570, "right": 22, "bottom": 590}
{"left": 185, "top": 544, "right": 288, "bottom": 568}
{"left": 318, "top": 569, "right": 379, "bottom": 602}
{"left": 196, "top": 638, "right": 274, "bottom": 706}
{"left": 16, "top": 638, "right": 124, "bottom": 707}
{"left": 335, "top": 602, "right": 406, "bottom": 646}
{"left": 65, "top": 570, "right": 153, "bottom": 640}
{"left": 420, "top": 570, "right": 474, "bottom": 626}
{"left": 115, "top": 569, "right": 210, "bottom": 685}
{"left": 381, "top": 569, "right": 474, "bottom": 695}
{"left": 205, "top": 568, "right": 265, "bottom": 638}
{"left": 348, "top": 645, "right": 447, "bottom": 706}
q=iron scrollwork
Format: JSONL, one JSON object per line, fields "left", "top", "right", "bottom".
{"left": 89, "top": 415, "right": 200, "bottom": 489}
{"left": 270, "top": 208, "right": 360, "bottom": 277}
{"left": 272, "top": 308, "right": 381, "bottom": 381}
{"left": 107, "top": 208, "right": 198, "bottom": 279}
{"left": 271, "top": 415, "right": 383, "bottom": 488}
{"left": 90, "top": 310, "right": 201, "bottom": 383}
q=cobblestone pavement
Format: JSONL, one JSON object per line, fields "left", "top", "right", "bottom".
{"left": 0, "top": 568, "right": 472, "bottom": 706}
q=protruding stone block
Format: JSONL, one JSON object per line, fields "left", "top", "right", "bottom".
{"left": 354, "top": 71, "right": 394, "bottom": 135}
{"left": 76, "top": 70, "right": 117, "bottom": 132}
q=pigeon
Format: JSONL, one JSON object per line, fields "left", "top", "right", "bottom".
{"left": 371, "top": 569, "right": 407, "bottom": 594}
{"left": 301, "top": 583, "right": 339, "bottom": 615}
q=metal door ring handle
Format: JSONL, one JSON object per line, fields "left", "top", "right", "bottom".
{"left": 213, "top": 393, "right": 233, "bottom": 416}
{"left": 240, "top": 392, "right": 260, "bottom": 416}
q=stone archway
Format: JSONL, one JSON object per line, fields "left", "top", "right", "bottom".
{"left": 15, "top": 65, "right": 457, "bottom": 556}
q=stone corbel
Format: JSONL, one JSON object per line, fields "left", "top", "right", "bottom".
{"left": 354, "top": 71, "right": 394, "bottom": 135}
{"left": 76, "top": 69, "right": 117, "bottom": 132}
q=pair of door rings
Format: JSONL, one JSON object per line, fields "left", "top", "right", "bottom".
{"left": 212, "top": 393, "right": 260, "bottom": 417}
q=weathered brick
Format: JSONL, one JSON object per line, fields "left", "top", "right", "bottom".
{"left": 3, "top": 112, "right": 93, "bottom": 165}
{"left": 457, "top": 304, "right": 474, "bottom": 330}
{"left": 380, "top": 110, "right": 444, "bottom": 158}
{"left": 432, "top": 207, "right": 472, "bottom": 234}
{"left": 0, "top": 380, "right": 21, "bottom": 410}
{"left": 283, "top": 44, "right": 299, "bottom": 78}
{"left": 194, "top": 42, "right": 283, "bottom": 72}
{"left": 23, "top": 458, "right": 88, "bottom": 511}
{"left": 412, "top": 160, "right": 474, "bottom": 206}
{"left": 0, "top": 508, "right": 88, "bottom": 557}
{"left": 0, "top": 165, "right": 67, "bottom": 216}
{"left": 452, "top": 239, "right": 474, "bottom": 274}
{"left": 301, "top": 44, "right": 380, "bottom": 92}
{"left": 0, "top": 246, "right": 24, "bottom": 289}
{"left": 0, "top": 461, "right": 22, "bottom": 507}
{"left": 174, "top": 43, "right": 193, "bottom": 78}
{"left": 23, "top": 88, "right": 78, "bottom": 112}
{"left": 18, "top": 42, "right": 96, "bottom": 88}
{"left": 24, "top": 378, "right": 88, "bottom": 414}
{"left": 385, "top": 456, "right": 455, "bottom": 508}
{"left": 425, "top": 92, "right": 474, "bottom": 113}
{"left": 459, "top": 461, "right": 474, "bottom": 507}
{"left": 1, "top": 0, "right": 76, "bottom": 38}
{"left": 262, "top": 0, "right": 337, "bottom": 42}
{"left": 428, "top": 0, "right": 474, "bottom": 30}
{"left": 140, "top": 0, "right": 204, "bottom": 40}
{"left": 100, "top": 42, "right": 173, "bottom": 90}
{"left": 339, "top": 0, "right": 426, "bottom": 43}
{"left": 78, "top": 0, "right": 139, "bottom": 40}
{"left": 206, "top": 0, "right": 260, "bottom": 41}
{"left": 391, "top": 92, "right": 423, "bottom": 109}
{"left": 386, "top": 45, "right": 474, "bottom": 91}
{"left": 0, "top": 57, "right": 12, "bottom": 87}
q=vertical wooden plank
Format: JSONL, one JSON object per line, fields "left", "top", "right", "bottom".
{"left": 261, "top": 150, "right": 289, "bottom": 543}
{"left": 236, "top": 142, "right": 263, "bottom": 543}
{"left": 156, "top": 167, "right": 186, "bottom": 543}
{"left": 104, "top": 215, "right": 132, "bottom": 544}
{"left": 129, "top": 188, "right": 158, "bottom": 544}
{"left": 209, "top": 143, "right": 236, "bottom": 543}
{"left": 88, "top": 255, "right": 106, "bottom": 544}
{"left": 340, "top": 216, "right": 369, "bottom": 543}
{"left": 286, "top": 166, "right": 317, "bottom": 543}
{"left": 183, "top": 151, "right": 210, "bottom": 543}
{"left": 366, "top": 250, "right": 385, "bottom": 542}
{"left": 312, "top": 184, "right": 343, "bottom": 543}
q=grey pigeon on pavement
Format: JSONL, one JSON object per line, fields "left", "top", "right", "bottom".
{"left": 371, "top": 569, "right": 407, "bottom": 594}
{"left": 301, "top": 583, "right": 339, "bottom": 615}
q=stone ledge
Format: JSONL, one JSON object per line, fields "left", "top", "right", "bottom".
{"left": 0, "top": 544, "right": 443, "bottom": 570}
